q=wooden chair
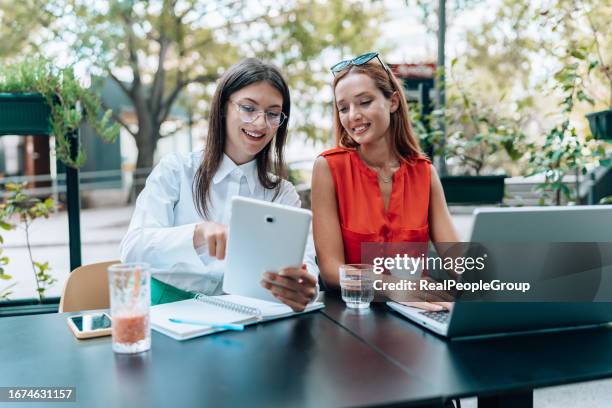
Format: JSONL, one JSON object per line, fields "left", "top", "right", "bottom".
{"left": 59, "top": 260, "right": 119, "bottom": 313}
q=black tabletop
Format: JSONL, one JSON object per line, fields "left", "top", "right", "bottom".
{"left": 321, "top": 294, "right": 612, "bottom": 400}
{"left": 0, "top": 310, "right": 441, "bottom": 408}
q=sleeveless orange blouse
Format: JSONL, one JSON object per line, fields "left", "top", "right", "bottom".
{"left": 321, "top": 147, "right": 431, "bottom": 264}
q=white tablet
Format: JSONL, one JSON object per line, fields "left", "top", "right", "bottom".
{"left": 223, "top": 196, "right": 312, "bottom": 302}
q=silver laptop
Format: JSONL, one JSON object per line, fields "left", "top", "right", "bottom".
{"left": 388, "top": 205, "right": 612, "bottom": 339}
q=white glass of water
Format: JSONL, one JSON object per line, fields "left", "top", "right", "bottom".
{"left": 339, "top": 264, "right": 375, "bottom": 309}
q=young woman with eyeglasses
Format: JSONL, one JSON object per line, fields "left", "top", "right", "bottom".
{"left": 120, "top": 58, "right": 318, "bottom": 311}
{"left": 311, "top": 52, "right": 459, "bottom": 311}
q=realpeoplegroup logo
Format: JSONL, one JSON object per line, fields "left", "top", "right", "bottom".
{"left": 372, "top": 277, "right": 531, "bottom": 294}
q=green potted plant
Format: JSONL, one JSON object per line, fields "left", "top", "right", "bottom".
{"left": 413, "top": 68, "right": 524, "bottom": 204}
{"left": 0, "top": 183, "right": 57, "bottom": 303}
{"left": 568, "top": 46, "right": 612, "bottom": 141}
{"left": 561, "top": 11, "right": 612, "bottom": 141}
{"left": 583, "top": 10, "right": 612, "bottom": 141}
{"left": 415, "top": 113, "right": 514, "bottom": 205}
{"left": 587, "top": 110, "right": 612, "bottom": 141}
{"left": 526, "top": 53, "right": 610, "bottom": 205}
{"left": 584, "top": 56, "right": 612, "bottom": 140}
{"left": 0, "top": 58, "right": 119, "bottom": 167}
{"left": 533, "top": 5, "right": 611, "bottom": 140}
{"left": 0, "top": 58, "right": 120, "bottom": 310}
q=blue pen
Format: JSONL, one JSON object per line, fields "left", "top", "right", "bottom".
{"left": 168, "top": 318, "right": 244, "bottom": 331}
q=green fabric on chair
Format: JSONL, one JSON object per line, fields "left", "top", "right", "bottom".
{"left": 151, "top": 277, "right": 194, "bottom": 305}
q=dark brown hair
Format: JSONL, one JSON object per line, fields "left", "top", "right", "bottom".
{"left": 193, "top": 58, "right": 290, "bottom": 217}
{"left": 332, "top": 61, "right": 424, "bottom": 161}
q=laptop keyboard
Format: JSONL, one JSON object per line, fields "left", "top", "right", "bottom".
{"left": 420, "top": 310, "right": 450, "bottom": 324}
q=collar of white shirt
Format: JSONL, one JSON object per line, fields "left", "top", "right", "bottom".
{"left": 212, "top": 153, "right": 258, "bottom": 194}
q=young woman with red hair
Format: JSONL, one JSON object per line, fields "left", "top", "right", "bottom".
{"left": 312, "top": 52, "right": 459, "bottom": 311}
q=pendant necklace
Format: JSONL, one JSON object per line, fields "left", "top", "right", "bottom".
{"left": 358, "top": 150, "right": 399, "bottom": 184}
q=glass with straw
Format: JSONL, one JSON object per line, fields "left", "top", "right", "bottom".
{"left": 108, "top": 262, "right": 151, "bottom": 353}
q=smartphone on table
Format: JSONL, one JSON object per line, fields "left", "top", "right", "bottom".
{"left": 67, "top": 313, "right": 112, "bottom": 339}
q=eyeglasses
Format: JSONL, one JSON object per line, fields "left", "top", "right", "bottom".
{"left": 330, "top": 52, "right": 391, "bottom": 76}
{"left": 229, "top": 100, "right": 287, "bottom": 129}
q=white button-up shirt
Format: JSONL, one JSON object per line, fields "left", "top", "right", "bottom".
{"left": 120, "top": 151, "right": 319, "bottom": 295}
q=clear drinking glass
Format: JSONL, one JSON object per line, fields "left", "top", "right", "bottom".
{"left": 108, "top": 263, "right": 151, "bottom": 354}
{"left": 339, "top": 264, "right": 375, "bottom": 309}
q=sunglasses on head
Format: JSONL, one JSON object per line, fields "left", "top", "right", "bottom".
{"left": 330, "top": 52, "right": 391, "bottom": 76}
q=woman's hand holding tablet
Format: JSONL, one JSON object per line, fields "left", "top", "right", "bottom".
{"left": 261, "top": 265, "right": 318, "bottom": 312}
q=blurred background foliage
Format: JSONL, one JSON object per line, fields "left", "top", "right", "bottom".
{"left": 0, "top": 0, "right": 386, "bottom": 170}
{"left": 0, "top": 0, "right": 610, "bottom": 180}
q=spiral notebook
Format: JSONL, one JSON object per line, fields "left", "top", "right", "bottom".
{"left": 151, "top": 293, "right": 324, "bottom": 340}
